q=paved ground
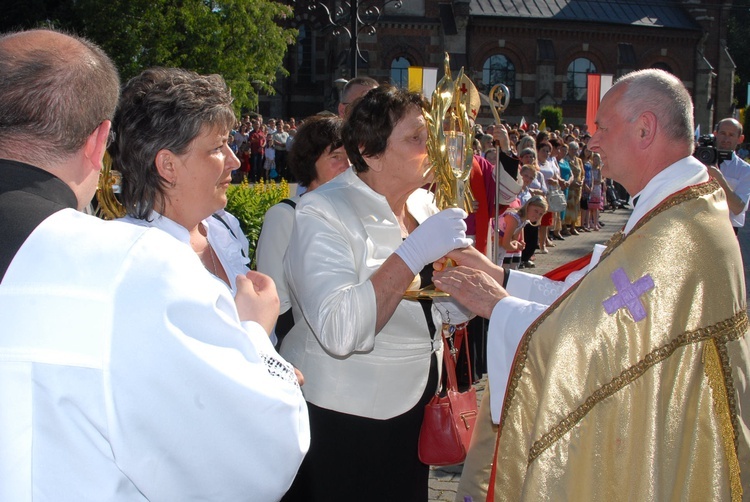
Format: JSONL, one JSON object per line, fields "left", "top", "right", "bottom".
{"left": 427, "top": 207, "right": 632, "bottom": 502}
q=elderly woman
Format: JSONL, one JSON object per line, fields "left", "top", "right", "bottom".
{"left": 281, "top": 86, "right": 470, "bottom": 501}
{"left": 256, "top": 114, "right": 350, "bottom": 348}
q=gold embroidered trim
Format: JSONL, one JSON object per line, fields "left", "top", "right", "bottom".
{"left": 527, "top": 309, "right": 748, "bottom": 464}
{"left": 703, "top": 339, "right": 743, "bottom": 502}
{"left": 498, "top": 180, "right": 723, "bottom": 434}
{"left": 630, "top": 180, "right": 721, "bottom": 235}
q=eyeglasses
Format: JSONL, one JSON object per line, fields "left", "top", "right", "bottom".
{"left": 106, "top": 129, "right": 116, "bottom": 149}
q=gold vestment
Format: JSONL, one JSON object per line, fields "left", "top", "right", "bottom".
{"left": 490, "top": 180, "right": 750, "bottom": 501}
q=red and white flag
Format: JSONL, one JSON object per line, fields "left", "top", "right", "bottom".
{"left": 519, "top": 116, "right": 528, "bottom": 131}
{"left": 586, "top": 74, "right": 613, "bottom": 134}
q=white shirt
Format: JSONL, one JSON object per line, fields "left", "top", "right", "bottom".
{"left": 486, "top": 156, "right": 709, "bottom": 422}
{"left": 281, "top": 168, "right": 443, "bottom": 419}
{"left": 0, "top": 209, "right": 308, "bottom": 501}
{"left": 256, "top": 197, "right": 300, "bottom": 315}
{"left": 120, "top": 210, "right": 249, "bottom": 293}
{"left": 720, "top": 152, "right": 750, "bottom": 227}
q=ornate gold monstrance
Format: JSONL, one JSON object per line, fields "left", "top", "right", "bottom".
{"left": 96, "top": 152, "right": 126, "bottom": 220}
{"left": 404, "top": 53, "right": 477, "bottom": 299}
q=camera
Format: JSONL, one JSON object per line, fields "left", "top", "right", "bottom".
{"left": 693, "top": 134, "right": 733, "bottom": 165}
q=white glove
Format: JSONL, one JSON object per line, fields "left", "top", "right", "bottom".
{"left": 433, "top": 296, "right": 476, "bottom": 325}
{"left": 395, "top": 208, "right": 471, "bottom": 275}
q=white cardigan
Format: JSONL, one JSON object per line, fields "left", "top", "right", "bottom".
{"left": 282, "top": 168, "right": 443, "bottom": 419}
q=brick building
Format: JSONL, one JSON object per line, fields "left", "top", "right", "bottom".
{"left": 266, "top": 0, "right": 735, "bottom": 131}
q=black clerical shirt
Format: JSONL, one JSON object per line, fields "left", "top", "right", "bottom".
{"left": 0, "top": 159, "right": 77, "bottom": 281}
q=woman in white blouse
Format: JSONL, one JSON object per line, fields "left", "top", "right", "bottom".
{"left": 281, "top": 85, "right": 470, "bottom": 501}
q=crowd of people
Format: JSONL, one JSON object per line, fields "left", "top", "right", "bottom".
{"left": 469, "top": 120, "right": 626, "bottom": 271}
{"left": 2, "top": 27, "right": 749, "bottom": 502}
{"left": 231, "top": 115, "right": 296, "bottom": 183}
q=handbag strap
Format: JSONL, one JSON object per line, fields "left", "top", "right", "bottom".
{"left": 441, "top": 322, "right": 471, "bottom": 393}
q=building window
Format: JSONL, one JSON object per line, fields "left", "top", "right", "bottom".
{"left": 651, "top": 62, "right": 674, "bottom": 74}
{"left": 296, "top": 25, "right": 313, "bottom": 85}
{"left": 566, "top": 58, "right": 596, "bottom": 101}
{"left": 482, "top": 54, "right": 516, "bottom": 97}
{"left": 391, "top": 57, "right": 410, "bottom": 88}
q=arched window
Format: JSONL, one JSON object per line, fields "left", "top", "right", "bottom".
{"left": 566, "top": 58, "right": 596, "bottom": 101}
{"left": 296, "top": 25, "right": 313, "bottom": 85}
{"left": 391, "top": 57, "right": 410, "bottom": 88}
{"left": 651, "top": 62, "right": 674, "bottom": 74}
{"left": 482, "top": 54, "right": 516, "bottom": 97}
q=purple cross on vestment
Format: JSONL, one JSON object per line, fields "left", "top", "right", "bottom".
{"left": 602, "top": 268, "right": 655, "bottom": 322}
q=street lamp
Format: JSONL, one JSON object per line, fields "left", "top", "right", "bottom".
{"left": 251, "top": 80, "right": 263, "bottom": 114}
{"left": 305, "top": 0, "right": 402, "bottom": 79}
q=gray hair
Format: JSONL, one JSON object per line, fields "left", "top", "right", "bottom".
{"left": 111, "top": 67, "right": 236, "bottom": 219}
{"left": 0, "top": 29, "right": 120, "bottom": 165}
{"left": 341, "top": 76, "right": 378, "bottom": 104}
{"left": 615, "top": 69, "right": 694, "bottom": 146}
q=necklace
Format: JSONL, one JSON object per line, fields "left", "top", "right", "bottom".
{"left": 206, "top": 243, "right": 219, "bottom": 277}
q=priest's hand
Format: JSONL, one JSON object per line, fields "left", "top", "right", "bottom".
{"left": 235, "top": 270, "right": 280, "bottom": 335}
{"left": 432, "top": 266, "right": 508, "bottom": 319}
{"left": 433, "top": 245, "right": 505, "bottom": 286}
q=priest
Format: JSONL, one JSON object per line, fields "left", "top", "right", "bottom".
{"left": 434, "top": 69, "right": 750, "bottom": 501}
{"left": 0, "top": 29, "right": 308, "bottom": 500}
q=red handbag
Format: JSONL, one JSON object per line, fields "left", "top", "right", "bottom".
{"left": 418, "top": 323, "right": 478, "bottom": 466}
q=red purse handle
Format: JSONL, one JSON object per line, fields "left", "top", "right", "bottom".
{"left": 441, "top": 322, "right": 471, "bottom": 393}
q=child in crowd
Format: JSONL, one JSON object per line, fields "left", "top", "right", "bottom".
{"left": 587, "top": 153, "right": 603, "bottom": 230}
{"left": 264, "top": 133, "right": 276, "bottom": 181}
{"left": 496, "top": 195, "right": 549, "bottom": 269}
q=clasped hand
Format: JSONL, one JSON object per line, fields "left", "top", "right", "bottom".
{"left": 432, "top": 246, "right": 509, "bottom": 319}
{"left": 234, "top": 270, "right": 280, "bottom": 335}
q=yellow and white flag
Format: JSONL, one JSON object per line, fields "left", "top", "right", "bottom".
{"left": 408, "top": 67, "right": 439, "bottom": 97}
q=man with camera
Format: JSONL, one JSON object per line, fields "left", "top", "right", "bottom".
{"left": 706, "top": 118, "right": 750, "bottom": 234}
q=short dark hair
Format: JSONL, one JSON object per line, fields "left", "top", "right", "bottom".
{"left": 343, "top": 85, "right": 428, "bottom": 173}
{"left": 111, "top": 67, "right": 236, "bottom": 219}
{"left": 537, "top": 140, "right": 553, "bottom": 152}
{"left": 288, "top": 115, "right": 344, "bottom": 188}
{"left": 0, "top": 29, "right": 120, "bottom": 165}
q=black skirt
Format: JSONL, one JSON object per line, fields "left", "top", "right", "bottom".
{"left": 282, "top": 354, "right": 439, "bottom": 502}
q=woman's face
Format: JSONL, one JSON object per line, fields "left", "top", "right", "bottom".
{"left": 527, "top": 205, "right": 546, "bottom": 223}
{"left": 520, "top": 169, "right": 535, "bottom": 187}
{"left": 555, "top": 145, "right": 568, "bottom": 160}
{"left": 314, "top": 145, "right": 349, "bottom": 186}
{"left": 368, "top": 105, "right": 431, "bottom": 189}
{"left": 169, "top": 125, "right": 240, "bottom": 223}
{"left": 537, "top": 146, "right": 551, "bottom": 163}
{"left": 520, "top": 152, "right": 536, "bottom": 166}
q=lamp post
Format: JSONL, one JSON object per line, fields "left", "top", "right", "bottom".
{"left": 251, "top": 80, "right": 263, "bottom": 114}
{"left": 305, "top": 0, "right": 402, "bottom": 79}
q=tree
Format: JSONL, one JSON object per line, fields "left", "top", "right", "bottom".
{"left": 539, "top": 106, "right": 563, "bottom": 133}
{"left": 2, "top": 0, "right": 296, "bottom": 114}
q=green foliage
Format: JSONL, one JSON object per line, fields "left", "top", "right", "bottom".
{"left": 3, "top": 0, "right": 297, "bottom": 114}
{"left": 225, "top": 179, "right": 289, "bottom": 268}
{"left": 539, "top": 106, "right": 563, "bottom": 132}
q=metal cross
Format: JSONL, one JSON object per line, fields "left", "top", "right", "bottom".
{"left": 602, "top": 268, "right": 655, "bottom": 322}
